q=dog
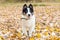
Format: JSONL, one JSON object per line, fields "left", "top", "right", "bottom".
{"left": 21, "top": 4, "right": 35, "bottom": 37}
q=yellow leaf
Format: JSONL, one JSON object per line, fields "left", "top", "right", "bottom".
{"left": 36, "top": 33, "right": 41, "bottom": 38}
{"left": 0, "top": 38, "right": 2, "bottom": 40}
{"left": 43, "top": 32, "right": 49, "bottom": 36}
{"left": 55, "top": 28, "right": 60, "bottom": 32}
{"left": 29, "top": 37, "right": 34, "bottom": 40}
{"left": 49, "top": 28, "right": 54, "bottom": 32}
{"left": 36, "top": 23, "right": 41, "bottom": 31}
{"left": 16, "top": 32, "right": 21, "bottom": 38}
{"left": 0, "top": 36, "right": 4, "bottom": 40}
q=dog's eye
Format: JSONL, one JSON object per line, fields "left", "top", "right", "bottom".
{"left": 30, "top": 8, "right": 34, "bottom": 13}
{"left": 23, "top": 8, "right": 28, "bottom": 14}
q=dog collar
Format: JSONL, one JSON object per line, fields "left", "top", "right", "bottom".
{"left": 21, "top": 18, "right": 29, "bottom": 20}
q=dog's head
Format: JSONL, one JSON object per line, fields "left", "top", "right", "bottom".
{"left": 22, "top": 4, "right": 34, "bottom": 17}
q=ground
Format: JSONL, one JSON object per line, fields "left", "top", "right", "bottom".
{"left": 0, "top": 3, "right": 60, "bottom": 40}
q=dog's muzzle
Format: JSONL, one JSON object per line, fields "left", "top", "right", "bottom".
{"left": 28, "top": 14, "right": 30, "bottom": 17}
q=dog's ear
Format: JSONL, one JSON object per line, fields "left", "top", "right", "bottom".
{"left": 23, "top": 4, "right": 27, "bottom": 9}
{"left": 29, "top": 4, "right": 34, "bottom": 13}
{"left": 22, "top": 4, "right": 27, "bottom": 13}
{"left": 29, "top": 4, "right": 33, "bottom": 9}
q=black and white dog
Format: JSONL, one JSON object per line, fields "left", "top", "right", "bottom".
{"left": 21, "top": 4, "right": 35, "bottom": 37}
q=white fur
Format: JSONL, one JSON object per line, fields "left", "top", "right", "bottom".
{"left": 27, "top": 8, "right": 31, "bottom": 15}
{"left": 21, "top": 15, "right": 35, "bottom": 37}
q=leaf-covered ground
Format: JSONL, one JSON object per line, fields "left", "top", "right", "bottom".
{"left": 0, "top": 3, "right": 60, "bottom": 40}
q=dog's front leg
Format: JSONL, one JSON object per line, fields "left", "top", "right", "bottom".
{"left": 22, "top": 26, "right": 27, "bottom": 36}
{"left": 22, "top": 20, "right": 27, "bottom": 36}
{"left": 29, "top": 24, "right": 35, "bottom": 37}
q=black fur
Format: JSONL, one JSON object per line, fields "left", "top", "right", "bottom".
{"left": 22, "top": 4, "right": 28, "bottom": 15}
{"left": 29, "top": 4, "right": 34, "bottom": 13}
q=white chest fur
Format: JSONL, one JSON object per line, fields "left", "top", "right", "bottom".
{"left": 22, "top": 15, "right": 35, "bottom": 27}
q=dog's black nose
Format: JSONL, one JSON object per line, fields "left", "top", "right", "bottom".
{"left": 28, "top": 14, "right": 30, "bottom": 16}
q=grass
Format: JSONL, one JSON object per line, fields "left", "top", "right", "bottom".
{"left": 0, "top": 2, "right": 60, "bottom": 7}
{"left": 33, "top": 3, "right": 48, "bottom": 6}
